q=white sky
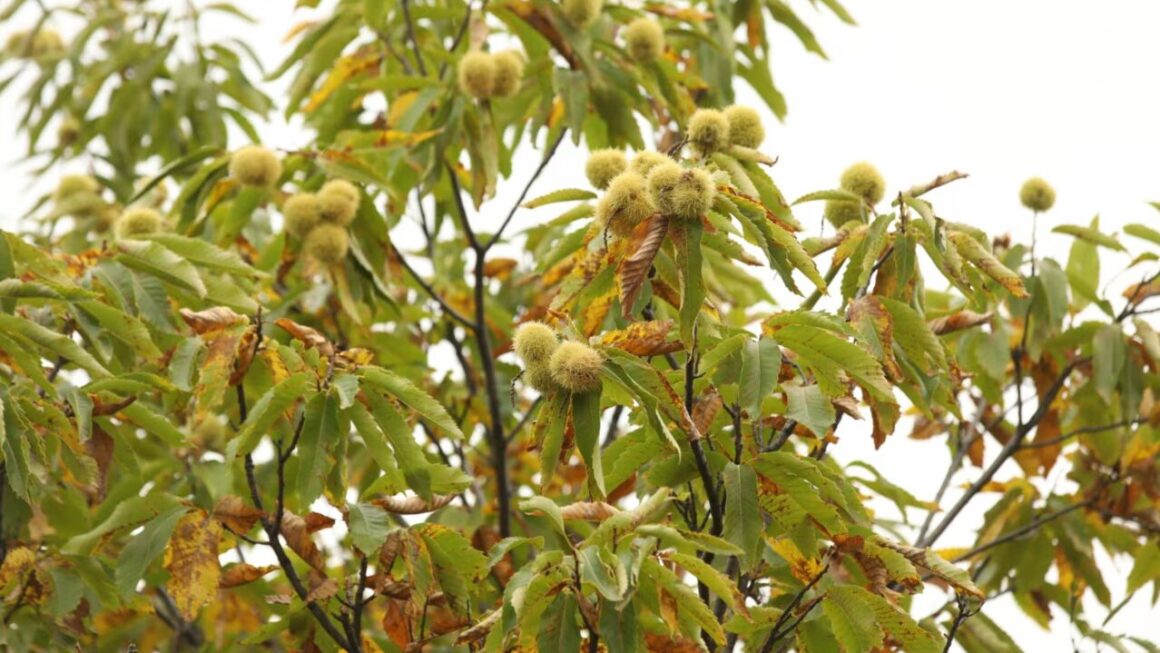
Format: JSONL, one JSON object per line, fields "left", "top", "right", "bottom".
{"left": 2, "top": 1, "right": 1159, "bottom": 649}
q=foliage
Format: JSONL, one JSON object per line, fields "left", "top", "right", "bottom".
{"left": 1, "top": 0, "right": 1159, "bottom": 652}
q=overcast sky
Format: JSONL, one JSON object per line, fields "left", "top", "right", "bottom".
{"left": 2, "top": 1, "right": 1158, "bottom": 649}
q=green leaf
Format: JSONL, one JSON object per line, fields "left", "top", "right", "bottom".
{"left": 114, "top": 504, "right": 190, "bottom": 596}
{"left": 348, "top": 401, "right": 405, "bottom": 494}
{"left": 293, "top": 390, "right": 341, "bottom": 507}
{"left": 119, "top": 402, "right": 186, "bottom": 446}
{"left": 784, "top": 383, "right": 835, "bottom": 437}
{"left": 0, "top": 313, "right": 110, "bottom": 379}
{"left": 538, "top": 391, "right": 570, "bottom": 492}
{"left": 1092, "top": 324, "right": 1125, "bottom": 404}
{"left": 672, "top": 219, "right": 705, "bottom": 345}
{"left": 537, "top": 594, "right": 582, "bottom": 653}
{"left": 823, "top": 586, "right": 884, "bottom": 653}
{"left": 348, "top": 502, "right": 393, "bottom": 556}
{"left": 521, "top": 188, "right": 596, "bottom": 209}
{"left": 571, "top": 388, "right": 605, "bottom": 498}
{"left": 739, "top": 336, "right": 781, "bottom": 419}
{"left": 77, "top": 300, "right": 163, "bottom": 361}
{"left": 115, "top": 240, "right": 208, "bottom": 297}
{"left": 520, "top": 496, "right": 565, "bottom": 537}
{"left": 666, "top": 551, "right": 748, "bottom": 617}
{"left": 63, "top": 493, "right": 183, "bottom": 555}
{"left": 773, "top": 325, "right": 893, "bottom": 402}
{"left": 1124, "top": 223, "right": 1160, "bottom": 247}
{"left": 143, "top": 233, "right": 256, "bottom": 275}
{"left": 722, "top": 463, "right": 764, "bottom": 572}
{"left": 1127, "top": 538, "right": 1160, "bottom": 593}
{"left": 362, "top": 368, "right": 464, "bottom": 440}
{"left": 231, "top": 373, "right": 312, "bottom": 456}
{"left": 644, "top": 556, "right": 726, "bottom": 645}
{"left": 1052, "top": 222, "right": 1125, "bottom": 252}
{"left": 599, "top": 597, "right": 641, "bottom": 653}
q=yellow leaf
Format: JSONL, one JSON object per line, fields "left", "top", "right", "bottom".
{"left": 305, "top": 48, "right": 382, "bottom": 113}
{"left": 164, "top": 510, "right": 223, "bottom": 620}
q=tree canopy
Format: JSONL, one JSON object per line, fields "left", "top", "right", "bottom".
{"left": 0, "top": 1, "right": 1158, "bottom": 652}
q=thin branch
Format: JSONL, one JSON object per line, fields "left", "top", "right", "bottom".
{"left": 395, "top": 248, "right": 476, "bottom": 330}
{"left": 920, "top": 356, "right": 1085, "bottom": 547}
{"left": 400, "top": 0, "right": 428, "bottom": 76}
{"left": 941, "top": 595, "right": 978, "bottom": 653}
{"left": 483, "top": 128, "right": 568, "bottom": 251}
{"left": 916, "top": 398, "right": 985, "bottom": 545}
{"left": 759, "top": 564, "right": 830, "bottom": 653}
{"left": 952, "top": 499, "right": 1093, "bottom": 563}
{"left": 1019, "top": 418, "right": 1145, "bottom": 450}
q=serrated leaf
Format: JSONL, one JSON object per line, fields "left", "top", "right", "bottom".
{"left": 571, "top": 387, "right": 605, "bottom": 498}
{"left": 666, "top": 551, "right": 749, "bottom": 617}
{"left": 348, "top": 502, "right": 393, "bottom": 556}
{"left": 722, "top": 463, "right": 764, "bottom": 572}
{"left": 784, "top": 383, "right": 835, "bottom": 437}
{"left": 362, "top": 367, "right": 464, "bottom": 440}
{"left": 522, "top": 188, "right": 596, "bottom": 209}
{"left": 116, "top": 240, "right": 208, "bottom": 297}
{"left": 1052, "top": 223, "right": 1125, "bottom": 251}
{"left": 739, "top": 336, "right": 780, "bottom": 419}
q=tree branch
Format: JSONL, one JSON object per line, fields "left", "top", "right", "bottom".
{"left": 919, "top": 356, "right": 1085, "bottom": 547}
{"left": 483, "top": 128, "right": 567, "bottom": 251}
{"left": 952, "top": 499, "right": 1093, "bottom": 563}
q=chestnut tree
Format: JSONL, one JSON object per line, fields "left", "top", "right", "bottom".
{"left": 0, "top": 0, "right": 1158, "bottom": 651}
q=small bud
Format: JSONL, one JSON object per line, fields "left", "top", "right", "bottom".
{"left": 32, "top": 29, "right": 64, "bottom": 57}
{"left": 303, "top": 223, "right": 349, "bottom": 265}
{"left": 513, "top": 322, "right": 559, "bottom": 366}
{"left": 822, "top": 199, "right": 866, "bottom": 228}
{"left": 647, "top": 162, "right": 714, "bottom": 220}
{"left": 229, "top": 145, "right": 282, "bottom": 187}
{"left": 687, "top": 109, "right": 730, "bottom": 156}
{"left": 283, "top": 193, "right": 322, "bottom": 239}
{"left": 491, "top": 50, "right": 525, "bottom": 98}
{"left": 586, "top": 149, "right": 628, "bottom": 190}
{"left": 596, "top": 171, "right": 654, "bottom": 237}
{"left": 1019, "top": 177, "right": 1055, "bottom": 212}
{"left": 630, "top": 151, "right": 672, "bottom": 177}
{"left": 561, "top": 0, "right": 603, "bottom": 27}
{"left": 115, "top": 207, "right": 164, "bottom": 240}
{"left": 624, "top": 18, "right": 664, "bottom": 64}
{"left": 548, "top": 341, "right": 604, "bottom": 393}
{"left": 319, "top": 179, "right": 359, "bottom": 226}
{"left": 54, "top": 174, "right": 99, "bottom": 201}
{"left": 56, "top": 115, "right": 80, "bottom": 148}
{"left": 724, "top": 105, "right": 764, "bottom": 149}
{"left": 839, "top": 162, "right": 885, "bottom": 205}
{"left": 457, "top": 51, "right": 496, "bottom": 99}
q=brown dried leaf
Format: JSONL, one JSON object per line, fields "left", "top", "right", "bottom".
{"left": 928, "top": 310, "right": 993, "bottom": 335}
{"left": 618, "top": 214, "right": 669, "bottom": 318}
{"left": 599, "top": 320, "right": 682, "bottom": 356}
{"left": 164, "top": 510, "right": 222, "bottom": 620}
{"left": 482, "top": 257, "right": 518, "bottom": 279}
{"left": 213, "top": 495, "right": 264, "bottom": 535}
{"left": 693, "top": 388, "right": 724, "bottom": 435}
{"left": 559, "top": 502, "right": 621, "bottom": 522}
{"left": 281, "top": 511, "right": 325, "bottom": 571}
{"left": 275, "top": 318, "right": 334, "bottom": 357}
{"left": 304, "top": 512, "right": 336, "bottom": 533}
{"left": 848, "top": 296, "right": 902, "bottom": 382}
{"left": 219, "top": 564, "right": 277, "bottom": 589}
{"left": 305, "top": 576, "right": 339, "bottom": 603}
{"left": 179, "top": 307, "right": 247, "bottom": 334}
{"left": 372, "top": 494, "right": 455, "bottom": 515}
{"left": 1124, "top": 279, "right": 1160, "bottom": 305}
